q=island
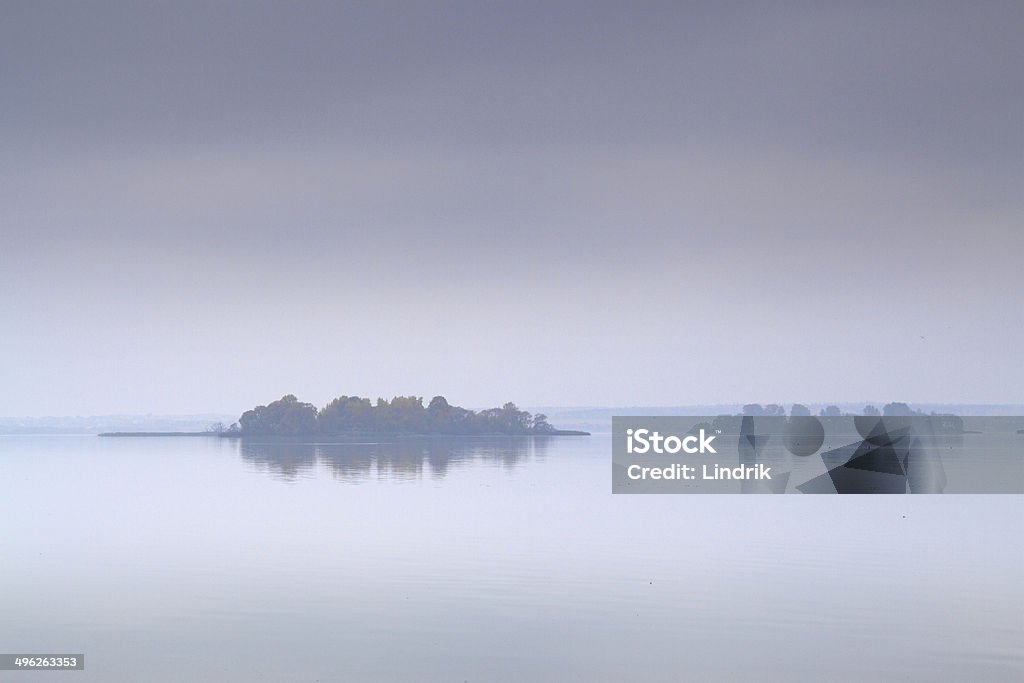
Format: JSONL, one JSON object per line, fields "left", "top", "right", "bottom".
{"left": 102, "top": 394, "right": 589, "bottom": 437}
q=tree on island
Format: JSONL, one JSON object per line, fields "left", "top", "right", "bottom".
{"left": 239, "top": 395, "right": 317, "bottom": 435}
{"left": 882, "top": 402, "right": 924, "bottom": 416}
{"left": 742, "top": 404, "right": 786, "bottom": 416}
{"left": 234, "top": 394, "right": 583, "bottom": 436}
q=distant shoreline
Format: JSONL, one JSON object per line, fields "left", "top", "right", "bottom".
{"left": 99, "top": 430, "right": 590, "bottom": 438}
{"left": 98, "top": 432, "right": 221, "bottom": 437}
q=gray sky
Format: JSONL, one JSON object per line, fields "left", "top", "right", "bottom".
{"left": 2, "top": 1, "right": 1022, "bottom": 416}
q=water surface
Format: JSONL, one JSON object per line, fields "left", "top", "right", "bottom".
{"left": 1, "top": 434, "right": 1021, "bottom": 682}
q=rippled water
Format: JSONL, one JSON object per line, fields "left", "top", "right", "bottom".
{"left": 1, "top": 435, "right": 1021, "bottom": 682}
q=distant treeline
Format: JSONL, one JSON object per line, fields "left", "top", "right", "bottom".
{"left": 228, "top": 394, "right": 586, "bottom": 436}
{"left": 743, "top": 402, "right": 932, "bottom": 418}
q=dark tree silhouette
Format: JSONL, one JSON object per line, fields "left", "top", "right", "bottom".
{"left": 883, "top": 402, "right": 920, "bottom": 416}
{"left": 239, "top": 395, "right": 318, "bottom": 435}
{"left": 236, "top": 394, "right": 584, "bottom": 436}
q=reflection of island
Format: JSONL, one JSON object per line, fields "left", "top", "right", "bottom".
{"left": 228, "top": 394, "right": 589, "bottom": 436}
{"left": 239, "top": 440, "right": 318, "bottom": 480}
{"left": 239, "top": 436, "right": 550, "bottom": 482}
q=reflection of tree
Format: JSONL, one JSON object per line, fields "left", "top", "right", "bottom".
{"left": 238, "top": 436, "right": 552, "bottom": 483}
{"left": 316, "top": 443, "right": 376, "bottom": 483}
{"left": 473, "top": 436, "right": 549, "bottom": 470}
{"left": 425, "top": 442, "right": 454, "bottom": 477}
{"left": 239, "top": 440, "right": 317, "bottom": 481}
{"left": 319, "top": 442, "right": 427, "bottom": 482}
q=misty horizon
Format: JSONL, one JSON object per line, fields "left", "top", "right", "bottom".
{"left": 6, "top": 400, "right": 1024, "bottom": 438}
{"left": 7, "top": 399, "right": 1024, "bottom": 421}
{"left": 3, "top": 2, "right": 1022, "bottom": 413}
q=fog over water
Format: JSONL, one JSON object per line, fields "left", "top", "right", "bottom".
{"left": 2, "top": 2, "right": 1023, "bottom": 415}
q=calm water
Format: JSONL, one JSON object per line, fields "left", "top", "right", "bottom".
{"left": 1, "top": 434, "right": 1021, "bottom": 682}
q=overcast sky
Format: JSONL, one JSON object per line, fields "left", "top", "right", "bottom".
{"left": 2, "top": 1, "right": 1022, "bottom": 416}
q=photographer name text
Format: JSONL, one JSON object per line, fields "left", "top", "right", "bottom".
{"left": 624, "top": 428, "right": 772, "bottom": 481}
